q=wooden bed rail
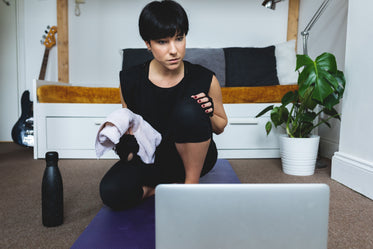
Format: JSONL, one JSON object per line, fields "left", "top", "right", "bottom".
{"left": 57, "top": 0, "right": 69, "bottom": 83}
{"left": 287, "top": 0, "right": 300, "bottom": 47}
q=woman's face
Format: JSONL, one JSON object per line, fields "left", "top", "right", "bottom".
{"left": 146, "top": 33, "right": 186, "bottom": 71}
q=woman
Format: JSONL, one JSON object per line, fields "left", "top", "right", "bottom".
{"left": 100, "top": 0, "right": 227, "bottom": 210}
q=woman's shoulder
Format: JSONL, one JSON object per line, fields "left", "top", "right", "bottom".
{"left": 122, "top": 61, "right": 148, "bottom": 75}
{"left": 120, "top": 63, "right": 148, "bottom": 94}
{"left": 183, "top": 61, "right": 215, "bottom": 93}
{"left": 184, "top": 60, "right": 215, "bottom": 77}
{"left": 120, "top": 61, "right": 149, "bottom": 83}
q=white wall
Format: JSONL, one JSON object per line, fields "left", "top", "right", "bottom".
{"left": 20, "top": 0, "right": 290, "bottom": 95}
{"left": 331, "top": 0, "right": 373, "bottom": 200}
{"left": 297, "top": 0, "right": 348, "bottom": 158}
{"left": 2, "top": 0, "right": 348, "bottom": 147}
{"left": 0, "top": 0, "right": 18, "bottom": 141}
{"left": 339, "top": 1, "right": 373, "bottom": 161}
{"left": 4, "top": 0, "right": 286, "bottom": 141}
{"left": 23, "top": 0, "right": 58, "bottom": 97}
{"left": 69, "top": 0, "right": 289, "bottom": 85}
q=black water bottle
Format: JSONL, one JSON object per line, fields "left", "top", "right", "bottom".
{"left": 42, "top": 151, "right": 63, "bottom": 227}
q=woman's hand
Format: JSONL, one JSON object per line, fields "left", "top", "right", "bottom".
{"left": 191, "top": 93, "right": 214, "bottom": 117}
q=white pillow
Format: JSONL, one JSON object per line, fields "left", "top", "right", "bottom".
{"left": 275, "top": 40, "right": 298, "bottom": 85}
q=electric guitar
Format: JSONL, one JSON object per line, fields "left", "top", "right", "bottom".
{"left": 11, "top": 26, "right": 57, "bottom": 147}
{"left": 11, "top": 91, "right": 34, "bottom": 147}
{"left": 39, "top": 26, "right": 57, "bottom": 80}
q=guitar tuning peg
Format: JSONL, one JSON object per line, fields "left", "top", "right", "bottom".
{"left": 42, "top": 35, "right": 46, "bottom": 39}
{"left": 40, "top": 40, "right": 44, "bottom": 44}
{"left": 47, "top": 25, "right": 50, "bottom": 29}
{"left": 45, "top": 30, "right": 48, "bottom": 34}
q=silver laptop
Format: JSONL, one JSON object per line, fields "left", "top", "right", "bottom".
{"left": 155, "top": 184, "right": 329, "bottom": 249}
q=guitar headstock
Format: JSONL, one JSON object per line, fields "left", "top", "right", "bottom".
{"left": 41, "top": 26, "right": 57, "bottom": 49}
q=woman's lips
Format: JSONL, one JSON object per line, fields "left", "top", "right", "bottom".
{"left": 168, "top": 58, "right": 180, "bottom": 63}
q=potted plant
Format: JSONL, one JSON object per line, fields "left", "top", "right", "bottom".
{"left": 256, "top": 52, "right": 346, "bottom": 175}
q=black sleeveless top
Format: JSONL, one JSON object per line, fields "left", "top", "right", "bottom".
{"left": 120, "top": 61, "right": 214, "bottom": 136}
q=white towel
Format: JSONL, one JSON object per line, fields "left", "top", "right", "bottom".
{"left": 95, "top": 108, "right": 162, "bottom": 164}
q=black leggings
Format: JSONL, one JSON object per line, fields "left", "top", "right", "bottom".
{"left": 99, "top": 97, "right": 218, "bottom": 210}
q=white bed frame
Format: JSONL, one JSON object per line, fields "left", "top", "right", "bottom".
{"left": 33, "top": 79, "right": 282, "bottom": 159}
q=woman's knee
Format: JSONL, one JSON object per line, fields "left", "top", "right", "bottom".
{"left": 99, "top": 181, "right": 143, "bottom": 210}
{"left": 99, "top": 161, "right": 144, "bottom": 210}
{"left": 172, "top": 97, "right": 212, "bottom": 142}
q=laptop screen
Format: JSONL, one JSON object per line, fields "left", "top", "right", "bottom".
{"left": 155, "top": 184, "right": 329, "bottom": 249}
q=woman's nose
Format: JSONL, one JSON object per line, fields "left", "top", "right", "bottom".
{"left": 169, "top": 41, "right": 177, "bottom": 54}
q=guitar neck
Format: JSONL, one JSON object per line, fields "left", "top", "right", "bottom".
{"left": 38, "top": 47, "right": 50, "bottom": 80}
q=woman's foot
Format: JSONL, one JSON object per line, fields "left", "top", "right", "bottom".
{"left": 142, "top": 186, "right": 155, "bottom": 199}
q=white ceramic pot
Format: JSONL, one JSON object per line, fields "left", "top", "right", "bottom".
{"left": 279, "top": 134, "right": 320, "bottom": 176}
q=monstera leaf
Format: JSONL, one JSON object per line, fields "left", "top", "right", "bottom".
{"left": 296, "top": 53, "right": 341, "bottom": 103}
{"left": 256, "top": 52, "right": 346, "bottom": 138}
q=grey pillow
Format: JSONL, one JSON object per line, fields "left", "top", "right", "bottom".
{"left": 184, "top": 48, "right": 226, "bottom": 86}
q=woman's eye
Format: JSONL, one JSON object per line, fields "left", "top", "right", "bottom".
{"left": 157, "top": 40, "right": 167, "bottom": 45}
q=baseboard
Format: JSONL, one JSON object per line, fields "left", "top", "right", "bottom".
{"left": 332, "top": 152, "right": 373, "bottom": 200}
{"left": 319, "top": 137, "right": 339, "bottom": 159}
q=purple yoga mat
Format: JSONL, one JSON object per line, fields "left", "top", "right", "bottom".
{"left": 71, "top": 159, "right": 240, "bottom": 249}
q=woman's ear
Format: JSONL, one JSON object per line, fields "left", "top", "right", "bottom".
{"left": 145, "top": 41, "right": 152, "bottom": 51}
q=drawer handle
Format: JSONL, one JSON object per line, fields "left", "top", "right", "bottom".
{"left": 229, "top": 118, "right": 258, "bottom": 125}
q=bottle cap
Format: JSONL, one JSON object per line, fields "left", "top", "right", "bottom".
{"left": 46, "top": 151, "right": 59, "bottom": 163}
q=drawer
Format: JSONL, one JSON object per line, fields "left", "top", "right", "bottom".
{"left": 46, "top": 117, "right": 105, "bottom": 150}
{"left": 213, "top": 116, "right": 280, "bottom": 149}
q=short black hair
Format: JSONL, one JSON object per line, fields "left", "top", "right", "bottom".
{"left": 139, "top": 0, "right": 189, "bottom": 42}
